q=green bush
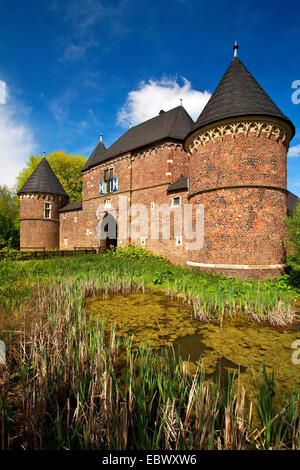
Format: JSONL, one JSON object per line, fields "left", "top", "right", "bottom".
{"left": 109, "top": 243, "right": 168, "bottom": 262}
{"left": 286, "top": 200, "right": 300, "bottom": 270}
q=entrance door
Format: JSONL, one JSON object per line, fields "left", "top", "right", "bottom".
{"left": 99, "top": 212, "right": 117, "bottom": 250}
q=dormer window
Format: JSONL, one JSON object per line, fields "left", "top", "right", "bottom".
{"left": 44, "top": 203, "right": 51, "bottom": 219}
{"left": 104, "top": 168, "right": 114, "bottom": 193}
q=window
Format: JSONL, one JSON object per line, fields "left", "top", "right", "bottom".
{"left": 74, "top": 217, "right": 77, "bottom": 223}
{"left": 64, "top": 238, "right": 68, "bottom": 246}
{"left": 140, "top": 237, "right": 146, "bottom": 246}
{"left": 175, "top": 236, "right": 183, "bottom": 246}
{"left": 63, "top": 213, "right": 66, "bottom": 219}
{"left": 172, "top": 197, "right": 181, "bottom": 207}
{"left": 104, "top": 168, "right": 114, "bottom": 193}
{"left": 44, "top": 203, "right": 51, "bottom": 219}
{"left": 151, "top": 202, "right": 155, "bottom": 210}
{"left": 105, "top": 198, "right": 112, "bottom": 207}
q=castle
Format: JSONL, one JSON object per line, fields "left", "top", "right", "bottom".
{"left": 18, "top": 47, "right": 297, "bottom": 279}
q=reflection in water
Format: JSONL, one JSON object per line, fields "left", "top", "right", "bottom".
{"left": 85, "top": 290, "right": 300, "bottom": 402}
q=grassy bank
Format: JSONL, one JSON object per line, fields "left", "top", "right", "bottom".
{"left": 0, "top": 245, "right": 299, "bottom": 334}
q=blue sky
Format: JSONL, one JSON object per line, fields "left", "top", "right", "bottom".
{"left": 0, "top": 0, "right": 300, "bottom": 196}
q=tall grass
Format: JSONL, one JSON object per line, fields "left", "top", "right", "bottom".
{"left": 0, "top": 279, "right": 299, "bottom": 450}
{"left": 0, "top": 247, "right": 298, "bottom": 333}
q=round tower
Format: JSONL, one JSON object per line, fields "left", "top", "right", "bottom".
{"left": 185, "top": 46, "right": 295, "bottom": 279}
{"left": 17, "top": 158, "right": 68, "bottom": 250}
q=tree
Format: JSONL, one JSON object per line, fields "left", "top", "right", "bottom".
{"left": 0, "top": 185, "right": 19, "bottom": 248}
{"left": 16, "top": 151, "right": 87, "bottom": 203}
{"left": 286, "top": 200, "right": 300, "bottom": 270}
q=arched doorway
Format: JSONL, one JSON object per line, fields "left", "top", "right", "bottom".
{"left": 98, "top": 211, "right": 118, "bottom": 250}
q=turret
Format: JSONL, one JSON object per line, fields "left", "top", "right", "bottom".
{"left": 17, "top": 158, "right": 68, "bottom": 250}
{"left": 184, "top": 45, "right": 295, "bottom": 279}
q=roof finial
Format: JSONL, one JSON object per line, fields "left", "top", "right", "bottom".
{"left": 180, "top": 98, "right": 182, "bottom": 106}
{"left": 233, "top": 41, "right": 239, "bottom": 58}
{"left": 100, "top": 134, "right": 103, "bottom": 142}
{"left": 129, "top": 122, "right": 132, "bottom": 128}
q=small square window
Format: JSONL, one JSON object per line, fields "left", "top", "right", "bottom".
{"left": 63, "top": 213, "right": 66, "bottom": 219}
{"left": 64, "top": 238, "right": 68, "bottom": 246}
{"left": 44, "top": 203, "right": 51, "bottom": 219}
{"left": 172, "top": 197, "right": 181, "bottom": 207}
{"left": 140, "top": 237, "right": 146, "bottom": 246}
{"left": 175, "top": 236, "right": 183, "bottom": 246}
{"left": 74, "top": 217, "right": 77, "bottom": 223}
{"left": 151, "top": 202, "right": 155, "bottom": 210}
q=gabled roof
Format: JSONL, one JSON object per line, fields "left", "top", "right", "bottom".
{"left": 17, "top": 158, "right": 68, "bottom": 197}
{"left": 188, "top": 57, "right": 295, "bottom": 138}
{"left": 167, "top": 174, "right": 188, "bottom": 192}
{"left": 82, "top": 140, "right": 106, "bottom": 172}
{"left": 84, "top": 106, "right": 194, "bottom": 170}
{"left": 59, "top": 201, "right": 82, "bottom": 213}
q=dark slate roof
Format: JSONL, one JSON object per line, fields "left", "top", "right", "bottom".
{"left": 189, "top": 57, "right": 295, "bottom": 137}
{"left": 17, "top": 158, "right": 68, "bottom": 197}
{"left": 287, "top": 191, "right": 299, "bottom": 212}
{"left": 59, "top": 201, "right": 82, "bottom": 213}
{"left": 167, "top": 174, "right": 188, "bottom": 192}
{"left": 85, "top": 106, "right": 194, "bottom": 169}
{"left": 82, "top": 140, "right": 106, "bottom": 172}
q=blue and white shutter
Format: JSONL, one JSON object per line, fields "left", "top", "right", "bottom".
{"left": 113, "top": 177, "right": 118, "bottom": 192}
{"left": 99, "top": 181, "right": 104, "bottom": 194}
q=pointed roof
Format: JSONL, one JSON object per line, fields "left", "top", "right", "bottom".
{"left": 189, "top": 57, "right": 295, "bottom": 138}
{"left": 83, "top": 106, "right": 194, "bottom": 170}
{"left": 82, "top": 140, "right": 106, "bottom": 172}
{"left": 17, "top": 158, "right": 68, "bottom": 197}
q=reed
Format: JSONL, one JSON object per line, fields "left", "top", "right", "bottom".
{"left": 0, "top": 278, "right": 299, "bottom": 450}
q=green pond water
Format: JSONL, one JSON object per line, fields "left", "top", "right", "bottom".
{"left": 85, "top": 290, "right": 300, "bottom": 402}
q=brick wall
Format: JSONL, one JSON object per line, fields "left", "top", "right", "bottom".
{"left": 20, "top": 193, "right": 67, "bottom": 250}
{"left": 189, "top": 131, "right": 287, "bottom": 195}
{"left": 21, "top": 125, "right": 290, "bottom": 279}
{"left": 59, "top": 140, "right": 190, "bottom": 262}
{"left": 59, "top": 209, "right": 84, "bottom": 249}
{"left": 187, "top": 124, "right": 289, "bottom": 278}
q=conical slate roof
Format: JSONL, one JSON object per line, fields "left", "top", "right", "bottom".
{"left": 17, "top": 158, "right": 68, "bottom": 197}
{"left": 82, "top": 140, "right": 106, "bottom": 172}
{"left": 189, "top": 57, "right": 295, "bottom": 137}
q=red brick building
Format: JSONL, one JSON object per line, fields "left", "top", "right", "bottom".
{"left": 18, "top": 50, "right": 297, "bottom": 279}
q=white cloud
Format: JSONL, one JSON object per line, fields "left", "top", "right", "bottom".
{"left": 0, "top": 83, "right": 37, "bottom": 188}
{"left": 288, "top": 144, "right": 300, "bottom": 157}
{"left": 117, "top": 77, "right": 211, "bottom": 126}
{"left": 0, "top": 80, "right": 6, "bottom": 104}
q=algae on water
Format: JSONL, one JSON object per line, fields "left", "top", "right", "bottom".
{"left": 86, "top": 289, "right": 300, "bottom": 404}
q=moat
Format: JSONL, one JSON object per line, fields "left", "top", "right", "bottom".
{"left": 86, "top": 289, "right": 300, "bottom": 403}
